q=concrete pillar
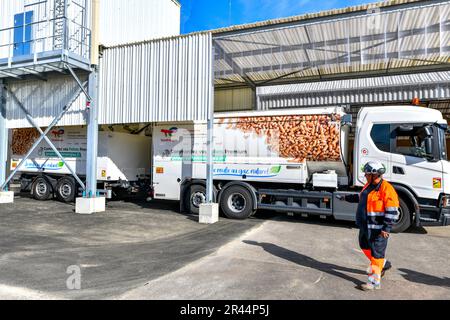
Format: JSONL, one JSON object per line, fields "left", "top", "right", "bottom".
{"left": 0, "top": 80, "right": 14, "bottom": 204}
{"left": 75, "top": 69, "right": 105, "bottom": 214}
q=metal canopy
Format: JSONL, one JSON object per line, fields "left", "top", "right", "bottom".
{"left": 213, "top": 0, "right": 450, "bottom": 87}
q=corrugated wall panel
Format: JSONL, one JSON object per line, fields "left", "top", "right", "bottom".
{"left": 5, "top": 74, "right": 88, "bottom": 129}
{"left": 98, "top": 33, "right": 212, "bottom": 124}
{"left": 215, "top": 88, "right": 254, "bottom": 112}
{"left": 257, "top": 71, "right": 450, "bottom": 110}
{"left": 99, "top": 0, "right": 180, "bottom": 47}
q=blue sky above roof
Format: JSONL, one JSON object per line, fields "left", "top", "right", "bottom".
{"left": 180, "top": 0, "right": 372, "bottom": 34}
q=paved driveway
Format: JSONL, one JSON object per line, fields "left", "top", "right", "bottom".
{"left": 1, "top": 197, "right": 449, "bottom": 300}
{"left": 0, "top": 197, "right": 262, "bottom": 299}
{"left": 120, "top": 217, "right": 450, "bottom": 300}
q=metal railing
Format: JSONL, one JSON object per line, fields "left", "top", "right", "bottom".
{"left": 0, "top": 17, "right": 91, "bottom": 64}
{"left": 0, "top": 0, "right": 91, "bottom": 68}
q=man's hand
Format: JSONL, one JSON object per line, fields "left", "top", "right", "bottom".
{"left": 381, "top": 231, "right": 390, "bottom": 239}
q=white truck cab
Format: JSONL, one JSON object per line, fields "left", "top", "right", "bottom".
{"left": 355, "top": 106, "right": 450, "bottom": 227}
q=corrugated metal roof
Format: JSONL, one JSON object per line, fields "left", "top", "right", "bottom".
{"left": 214, "top": 0, "right": 450, "bottom": 86}
{"left": 257, "top": 71, "right": 450, "bottom": 110}
{"left": 212, "top": 0, "right": 425, "bottom": 35}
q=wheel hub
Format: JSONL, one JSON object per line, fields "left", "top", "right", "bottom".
{"left": 36, "top": 182, "right": 48, "bottom": 197}
{"left": 228, "top": 193, "right": 246, "bottom": 213}
{"left": 192, "top": 192, "right": 206, "bottom": 208}
{"left": 59, "top": 183, "right": 72, "bottom": 198}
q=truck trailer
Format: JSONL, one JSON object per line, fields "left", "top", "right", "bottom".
{"left": 152, "top": 106, "right": 450, "bottom": 233}
{"left": 10, "top": 126, "right": 151, "bottom": 202}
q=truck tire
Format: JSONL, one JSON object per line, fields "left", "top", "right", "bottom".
{"left": 55, "top": 177, "right": 76, "bottom": 203}
{"left": 391, "top": 197, "right": 411, "bottom": 233}
{"left": 185, "top": 184, "right": 206, "bottom": 215}
{"left": 220, "top": 185, "right": 255, "bottom": 220}
{"left": 31, "top": 177, "right": 52, "bottom": 201}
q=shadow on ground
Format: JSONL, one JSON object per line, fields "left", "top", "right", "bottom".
{"left": 398, "top": 269, "right": 450, "bottom": 288}
{"left": 243, "top": 240, "right": 365, "bottom": 286}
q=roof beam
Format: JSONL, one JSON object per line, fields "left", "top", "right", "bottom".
{"left": 215, "top": 46, "right": 450, "bottom": 78}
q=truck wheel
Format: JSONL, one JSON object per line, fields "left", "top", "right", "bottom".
{"left": 185, "top": 184, "right": 206, "bottom": 215}
{"left": 391, "top": 198, "right": 411, "bottom": 233}
{"left": 220, "top": 185, "right": 255, "bottom": 220}
{"left": 55, "top": 177, "right": 76, "bottom": 203}
{"left": 31, "top": 177, "right": 52, "bottom": 201}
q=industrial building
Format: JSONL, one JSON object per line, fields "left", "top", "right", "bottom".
{"left": 0, "top": 0, "right": 449, "bottom": 216}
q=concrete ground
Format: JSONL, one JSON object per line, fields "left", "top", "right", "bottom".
{"left": 0, "top": 196, "right": 263, "bottom": 299}
{"left": 121, "top": 217, "right": 450, "bottom": 300}
{"left": 1, "top": 196, "right": 449, "bottom": 300}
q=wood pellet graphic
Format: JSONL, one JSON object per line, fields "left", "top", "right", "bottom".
{"left": 11, "top": 128, "right": 40, "bottom": 156}
{"left": 219, "top": 114, "right": 341, "bottom": 163}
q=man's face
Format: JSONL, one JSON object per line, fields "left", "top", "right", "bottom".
{"left": 364, "top": 173, "right": 378, "bottom": 184}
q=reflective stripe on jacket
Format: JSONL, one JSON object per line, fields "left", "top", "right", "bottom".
{"left": 361, "top": 180, "right": 400, "bottom": 233}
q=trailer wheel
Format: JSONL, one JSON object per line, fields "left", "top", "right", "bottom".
{"left": 220, "top": 185, "right": 255, "bottom": 220}
{"left": 55, "top": 177, "right": 76, "bottom": 203}
{"left": 185, "top": 184, "right": 206, "bottom": 215}
{"left": 391, "top": 197, "right": 411, "bottom": 233}
{"left": 31, "top": 177, "right": 52, "bottom": 201}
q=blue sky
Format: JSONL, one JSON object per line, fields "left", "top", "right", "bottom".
{"left": 180, "top": 0, "right": 372, "bottom": 34}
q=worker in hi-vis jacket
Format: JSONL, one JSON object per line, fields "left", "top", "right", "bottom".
{"left": 337, "top": 161, "right": 400, "bottom": 291}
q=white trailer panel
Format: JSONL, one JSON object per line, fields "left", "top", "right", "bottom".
{"left": 11, "top": 126, "right": 151, "bottom": 182}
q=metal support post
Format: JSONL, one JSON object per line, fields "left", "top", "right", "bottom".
{"left": 85, "top": 69, "right": 99, "bottom": 198}
{"left": 0, "top": 81, "right": 7, "bottom": 190}
{"left": 198, "top": 36, "right": 219, "bottom": 224}
{"left": 206, "top": 44, "right": 215, "bottom": 203}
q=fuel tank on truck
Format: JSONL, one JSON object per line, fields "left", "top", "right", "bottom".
{"left": 152, "top": 107, "right": 350, "bottom": 199}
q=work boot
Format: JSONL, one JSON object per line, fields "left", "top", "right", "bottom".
{"left": 358, "top": 283, "right": 381, "bottom": 291}
{"left": 366, "top": 260, "right": 392, "bottom": 277}
{"left": 381, "top": 260, "right": 392, "bottom": 278}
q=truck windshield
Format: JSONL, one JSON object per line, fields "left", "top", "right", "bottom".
{"left": 393, "top": 125, "right": 438, "bottom": 161}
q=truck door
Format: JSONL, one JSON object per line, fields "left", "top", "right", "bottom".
{"left": 389, "top": 124, "right": 443, "bottom": 200}
{"left": 152, "top": 125, "right": 193, "bottom": 201}
{"left": 357, "top": 123, "right": 392, "bottom": 185}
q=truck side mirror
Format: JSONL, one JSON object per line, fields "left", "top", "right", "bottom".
{"left": 425, "top": 137, "right": 433, "bottom": 155}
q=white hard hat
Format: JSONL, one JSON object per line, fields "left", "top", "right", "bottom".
{"left": 363, "top": 161, "right": 386, "bottom": 175}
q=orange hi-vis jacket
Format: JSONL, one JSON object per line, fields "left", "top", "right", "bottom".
{"left": 361, "top": 180, "right": 400, "bottom": 233}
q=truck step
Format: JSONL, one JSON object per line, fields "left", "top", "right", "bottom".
{"left": 419, "top": 217, "right": 439, "bottom": 222}
{"left": 8, "top": 183, "right": 22, "bottom": 192}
